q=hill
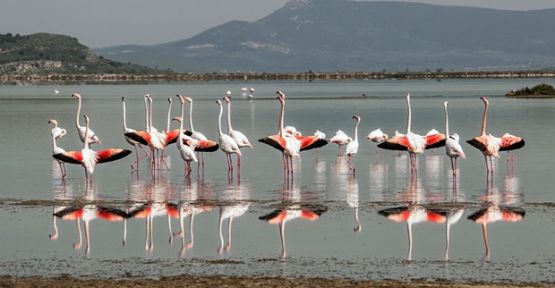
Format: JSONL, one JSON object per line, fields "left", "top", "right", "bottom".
{"left": 95, "top": 0, "right": 555, "bottom": 73}
{"left": 0, "top": 33, "right": 162, "bottom": 75}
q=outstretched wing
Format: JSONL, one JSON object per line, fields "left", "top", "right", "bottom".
{"left": 377, "top": 135, "right": 410, "bottom": 151}
{"left": 195, "top": 139, "right": 219, "bottom": 152}
{"left": 53, "top": 151, "right": 83, "bottom": 164}
{"left": 424, "top": 133, "right": 446, "bottom": 149}
{"left": 125, "top": 130, "right": 150, "bottom": 146}
{"left": 297, "top": 135, "right": 328, "bottom": 151}
{"left": 97, "top": 149, "right": 132, "bottom": 164}
{"left": 259, "top": 135, "right": 286, "bottom": 152}
{"left": 499, "top": 134, "right": 525, "bottom": 151}
{"left": 165, "top": 129, "right": 181, "bottom": 145}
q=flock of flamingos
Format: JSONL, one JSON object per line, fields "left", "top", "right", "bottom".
{"left": 46, "top": 90, "right": 528, "bottom": 260}
{"left": 49, "top": 90, "right": 525, "bottom": 184}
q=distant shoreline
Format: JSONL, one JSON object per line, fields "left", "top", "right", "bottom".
{"left": 1, "top": 70, "right": 555, "bottom": 84}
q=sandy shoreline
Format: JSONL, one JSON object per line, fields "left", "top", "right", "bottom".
{"left": 0, "top": 276, "right": 549, "bottom": 288}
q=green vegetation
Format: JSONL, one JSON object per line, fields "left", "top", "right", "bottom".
{"left": 0, "top": 33, "right": 163, "bottom": 75}
{"left": 506, "top": 83, "right": 555, "bottom": 98}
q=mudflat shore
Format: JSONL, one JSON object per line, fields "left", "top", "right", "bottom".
{"left": 0, "top": 276, "right": 549, "bottom": 288}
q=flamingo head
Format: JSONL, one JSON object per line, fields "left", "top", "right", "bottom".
{"left": 175, "top": 94, "right": 185, "bottom": 103}
{"left": 144, "top": 93, "right": 151, "bottom": 102}
{"left": 223, "top": 95, "right": 231, "bottom": 103}
{"left": 71, "top": 92, "right": 81, "bottom": 99}
{"left": 250, "top": 88, "right": 255, "bottom": 93}
{"left": 352, "top": 115, "right": 361, "bottom": 121}
{"left": 276, "top": 90, "right": 285, "bottom": 99}
{"left": 443, "top": 101, "right": 448, "bottom": 108}
{"left": 172, "top": 116, "right": 182, "bottom": 123}
{"left": 216, "top": 99, "right": 222, "bottom": 106}
{"left": 481, "top": 96, "right": 489, "bottom": 106}
{"left": 226, "top": 90, "right": 232, "bottom": 97}
{"left": 48, "top": 119, "right": 58, "bottom": 127}
{"left": 121, "top": 96, "right": 126, "bottom": 102}
{"left": 167, "top": 97, "right": 172, "bottom": 104}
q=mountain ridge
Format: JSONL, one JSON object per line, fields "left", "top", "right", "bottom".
{"left": 0, "top": 33, "right": 161, "bottom": 75}
{"left": 95, "top": 0, "right": 555, "bottom": 72}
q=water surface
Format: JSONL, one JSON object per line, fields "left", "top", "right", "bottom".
{"left": 0, "top": 79, "right": 554, "bottom": 282}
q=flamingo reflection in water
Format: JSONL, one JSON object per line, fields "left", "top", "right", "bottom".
{"left": 335, "top": 156, "right": 361, "bottom": 233}
{"left": 259, "top": 182, "right": 327, "bottom": 259}
{"left": 50, "top": 184, "right": 127, "bottom": 256}
{"left": 378, "top": 177, "right": 446, "bottom": 261}
{"left": 125, "top": 177, "right": 178, "bottom": 253}
{"left": 467, "top": 176, "right": 525, "bottom": 261}
{"left": 217, "top": 183, "right": 251, "bottom": 254}
{"left": 173, "top": 180, "right": 214, "bottom": 257}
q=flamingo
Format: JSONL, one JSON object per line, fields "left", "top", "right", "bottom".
{"left": 173, "top": 96, "right": 198, "bottom": 178}
{"left": 53, "top": 115, "right": 131, "bottom": 183}
{"left": 313, "top": 130, "right": 326, "bottom": 157}
{"left": 216, "top": 100, "right": 242, "bottom": 179}
{"left": 467, "top": 97, "right": 525, "bottom": 175}
{"left": 144, "top": 95, "right": 178, "bottom": 170}
{"left": 248, "top": 88, "right": 255, "bottom": 100}
{"left": 71, "top": 93, "right": 101, "bottom": 145}
{"left": 182, "top": 96, "right": 219, "bottom": 172}
{"left": 224, "top": 94, "right": 252, "bottom": 177}
{"left": 122, "top": 97, "right": 151, "bottom": 171}
{"left": 378, "top": 94, "right": 445, "bottom": 174}
{"left": 345, "top": 115, "right": 361, "bottom": 174}
{"left": 443, "top": 101, "right": 465, "bottom": 177}
{"left": 330, "top": 130, "right": 351, "bottom": 156}
{"left": 49, "top": 119, "right": 68, "bottom": 178}
{"left": 367, "top": 128, "right": 388, "bottom": 143}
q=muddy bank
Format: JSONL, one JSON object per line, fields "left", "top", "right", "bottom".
{"left": 0, "top": 276, "right": 549, "bottom": 288}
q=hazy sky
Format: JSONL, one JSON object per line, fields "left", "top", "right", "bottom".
{"left": 2, "top": 0, "right": 555, "bottom": 48}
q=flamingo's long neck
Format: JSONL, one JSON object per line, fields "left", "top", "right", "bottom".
{"left": 189, "top": 100, "right": 195, "bottom": 132}
{"left": 144, "top": 98, "right": 150, "bottom": 132}
{"left": 84, "top": 219, "right": 91, "bottom": 255}
{"left": 226, "top": 100, "right": 233, "bottom": 133}
{"left": 166, "top": 100, "right": 172, "bottom": 132}
{"left": 278, "top": 99, "right": 285, "bottom": 136}
{"left": 480, "top": 100, "right": 488, "bottom": 136}
{"left": 122, "top": 99, "right": 128, "bottom": 131}
{"left": 149, "top": 98, "right": 154, "bottom": 131}
{"left": 444, "top": 103, "right": 449, "bottom": 137}
{"left": 353, "top": 118, "right": 360, "bottom": 142}
{"left": 51, "top": 133, "right": 59, "bottom": 152}
{"left": 178, "top": 102, "right": 185, "bottom": 146}
{"left": 217, "top": 102, "right": 224, "bottom": 136}
{"left": 406, "top": 94, "right": 412, "bottom": 133}
{"left": 75, "top": 97, "right": 82, "bottom": 129}
{"left": 84, "top": 117, "right": 90, "bottom": 150}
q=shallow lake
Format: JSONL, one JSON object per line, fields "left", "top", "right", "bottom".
{"left": 0, "top": 79, "right": 554, "bottom": 282}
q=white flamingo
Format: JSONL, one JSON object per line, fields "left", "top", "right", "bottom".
{"left": 216, "top": 100, "right": 242, "bottom": 179}
{"left": 345, "top": 115, "right": 361, "bottom": 173}
{"left": 72, "top": 93, "right": 101, "bottom": 145}
{"left": 443, "top": 101, "right": 465, "bottom": 177}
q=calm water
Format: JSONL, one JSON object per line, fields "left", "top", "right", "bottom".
{"left": 0, "top": 79, "right": 554, "bottom": 282}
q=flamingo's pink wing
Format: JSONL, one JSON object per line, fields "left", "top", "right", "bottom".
{"left": 96, "top": 149, "right": 131, "bottom": 164}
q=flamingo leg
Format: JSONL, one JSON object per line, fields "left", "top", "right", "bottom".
{"left": 73, "top": 219, "right": 82, "bottom": 250}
